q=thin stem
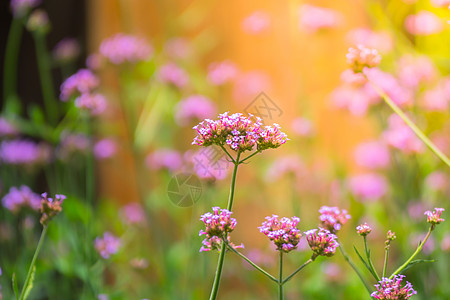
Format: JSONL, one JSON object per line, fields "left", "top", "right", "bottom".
{"left": 364, "top": 236, "right": 380, "bottom": 281}
{"left": 382, "top": 246, "right": 390, "bottom": 278}
{"left": 86, "top": 116, "right": 95, "bottom": 204}
{"left": 239, "top": 150, "right": 261, "bottom": 164}
{"left": 226, "top": 152, "right": 240, "bottom": 211}
{"left": 219, "top": 144, "right": 236, "bottom": 164}
{"left": 282, "top": 256, "right": 316, "bottom": 284}
{"left": 19, "top": 225, "right": 48, "bottom": 300}
{"left": 390, "top": 226, "right": 433, "bottom": 279}
{"left": 224, "top": 241, "right": 278, "bottom": 283}
{"left": 338, "top": 242, "right": 372, "bottom": 295}
{"left": 366, "top": 77, "right": 450, "bottom": 168}
{"left": 278, "top": 251, "right": 284, "bottom": 300}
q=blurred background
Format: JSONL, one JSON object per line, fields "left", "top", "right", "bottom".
{"left": 0, "top": 0, "right": 449, "bottom": 299}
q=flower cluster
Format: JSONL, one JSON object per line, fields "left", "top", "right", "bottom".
{"left": 192, "top": 112, "right": 288, "bottom": 153}
{"left": 0, "top": 139, "right": 50, "bottom": 166}
{"left": 200, "top": 235, "right": 244, "bottom": 252}
{"left": 60, "top": 69, "right": 99, "bottom": 101}
{"left": 40, "top": 193, "right": 65, "bottom": 225}
{"left": 424, "top": 208, "right": 445, "bottom": 226}
{"left": 305, "top": 228, "right": 339, "bottom": 257}
{"left": 371, "top": 275, "right": 417, "bottom": 299}
{"left": 318, "top": 206, "right": 351, "bottom": 233}
{"left": 74, "top": 93, "right": 107, "bottom": 115}
{"left": 1, "top": 186, "right": 41, "bottom": 213}
{"left": 10, "top": 0, "right": 41, "bottom": 18}
{"left": 94, "top": 232, "right": 121, "bottom": 259}
{"left": 346, "top": 45, "right": 381, "bottom": 73}
{"left": 356, "top": 223, "right": 372, "bottom": 236}
{"left": 99, "top": 33, "right": 153, "bottom": 64}
{"left": 259, "top": 215, "right": 302, "bottom": 252}
{"left": 158, "top": 62, "right": 189, "bottom": 88}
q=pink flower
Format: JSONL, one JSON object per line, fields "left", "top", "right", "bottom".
{"left": 265, "top": 155, "right": 304, "bottom": 181}
{"left": 424, "top": 208, "right": 445, "bottom": 225}
{"left": 57, "top": 133, "right": 89, "bottom": 160}
{"left": 242, "top": 11, "right": 271, "bottom": 34}
{"left": 94, "top": 139, "right": 117, "bottom": 159}
{"left": 2, "top": 186, "right": 41, "bottom": 213}
{"left": 421, "top": 82, "right": 450, "bottom": 111}
{"left": 232, "top": 71, "right": 271, "bottom": 103}
{"left": 305, "top": 228, "right": 339, "bottom": 257}
{"left": 60, "top": 69, "right": 99, "bottom": 101}
{"left": 120, "top": 203, "right": 146, "bottom": 225}
{"left": 74, "top": 93, "right": 107, "bottom": 116}
{"left": 405, "top": 11, "right": 443, "bottom": 35}
{"left": 356, "top": 223, "right": 372, "bottom": 236}
{"left": 189, "top": 148, "right": 231, "bottom": 181}
{"left": 347, "top": 45, "right": 381, "bottom": 73}
{"left": 0, "top": 118, "right": 19, "bottom": 137}
{"left": 431, "top": 0, "right": 450, "bottom": 7}
{"left": 175, "top": 95, "right": 217, "bottom": 126}
{"left": 425, "top": 171, "right": 448, "bottom": 191}
{"left": 397, "top": 55, "right": 436, "bottom": 89}
{"left": 291, "top": 117, "right": 314, "bottom": 137}
{"left": 371, "top": 275, "right": 417, "bottom": 299}
{"left": 330, "top": 86, "right": 375, "bottom": 116}
{"left": 318, "top": 206, "right": 351, "bottom": 233}
{"left": 354, "top": 141, "right": 390, "bottom": 169}
{"left": 53, "top": 38, "right": 80, "bottom": 63}
{"left": 340, "top": 69, "right": 367, "bottom": 86}
{"left": 207, "top": 60, "right": 238, "bottom": 85}
{"left": 259, "top": 215, "right": 302, "bottom": 252}
{"left": 298, "top": 5, "right": 341, "bottom": 33}
{"left": 346, "top": 28, "right": 393, "bottom": 53}
{"left": 26, "top": 9, "right": 50, "bottom": 34}
{"left": 158, "top": 63, "right": 189, "bottom": 88}
{"left": 349, "top": 173, "right": 387, "bottom": 201}
{"left": 94, "top": 232, "right": 121, "bottom": 259}
{"left": 10, "top": 0, "right": 41, "bottom": 17}
{"left": 383, "top": 114, "right": 424, "bottom": 154}
{"left": 146, "top": 149, "right": 182, "bottom": 172}
{"left": 99, "top": 33, "right": 153, "bottom": 64}
{"left": 0, "top": 139, "right": 50, "bottom": 166}
{"left": 164, "top": 37, "right": 190, "bottom": 59}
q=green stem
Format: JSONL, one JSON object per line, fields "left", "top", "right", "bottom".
{"left": 34, "top": 33, "right": 58, "bottom": 125}
{"left": 338, "top": 242, "right": 372, "bottom": 295}
{"left": 224, "top": 241, "right": 278, "bottom": 283}
{"left": 278, "top": 251, "right": 283, "bottom": 300}
{"left": 86, "top": 117, "right": 95, "bottom": 204}
{"left": 382, "top": 246, "right": 389, "bottom": 278}
{"left": 19, "top": 225, "right": 48, "bottom": 300}
{"left": 219, "top": 144, "right": 236, "bottom": 164}
{"left": 239, "top": 150, "right": 260, "bottom": 164}
{"left": 364, "top": 236, "right": 380, "bottom": 281}
{"left": 3, "top": 17, "right": 24, "bottom": 112}
{"left": 390, "top": 226, "right": 433, "bottom": 279}
{"left": 367, "top": 77, "right": 450, "bottom": 168}
{"left": 226, "top": 152, "right": 240, "bottom": 211}
{"left": 282, "top": 256, "right": 316, "bottom": 284}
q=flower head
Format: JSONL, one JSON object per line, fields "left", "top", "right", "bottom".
{"left": 207, "top": 60, "right": 238, "bottom": 85}
{"left": 347, "top": 45, "right": 381, "bottom": 73}
{"left": 74, "top": 93, "right": 107, "bottom": 116}
{"left": 10, "top": 0, "right": 41, "bottom": 18}
{"left": 26, "top": 9, "right": 50, "bottom": 34}
{"left": 53, "top": 38, "right": 80, "bottom": 64}
{"left": 319, "top": 206, "right": 351, "bottom": 233}
{"left": 94, "top": 139, "right": 117, "bottom": 159}
{"left": 371, "top": 275, "right": 417, "bottom": 299}
{"left": 424, "top": 208, "right": 445, "bottom": 226}
{"left": 200, "top": 235, "right": 244, "bottom": 252}
{"left": 199, "top": 207, "right": 240, "bottom": 252}
{"left": 259, "top": 215, "right": 302, "bottom": 253}
{"left": 119, "top": 203, "right": 146, "bottom": 226}
{"left": 0, "top": 139, "right": 50, "bottom": 166}
{"left": 99, "top": 33, "right": 153, "bottom": 64}
{"left": 349, "top": 173, "right": 388, "bottom": 202}
{"left": 386, "top": 230, "right": 396, "bottom": 241}
{"left": 175, "top": 95, "right": 217, "bottom": 126}
{"left": 158, "top": 63, "right": 189, "bottom": 88}
{"left": 2, "top": 186, "right": 41, "bottom": 213}
{"left": 60, "top": 69, "right": 99, "bottom": 101}
{"left": 356, "top": 223, "right": 372, "bottom": 236}
{"left": 305, "top": 228, "right": 339, "bottom": 257}
{"left": 40, "top": 192, "right": 65, "bottom": 225}
{"left": 94, "top": 232, "right": 121, "bottom": 259}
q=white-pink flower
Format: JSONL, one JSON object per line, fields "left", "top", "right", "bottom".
{"left": 405, "top": 11, "right": 443, "bottom": 35}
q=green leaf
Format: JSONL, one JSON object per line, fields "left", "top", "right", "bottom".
{"left": 354, "top": 246, "right": 378, "bottom": 280}
{"left": 22, "top": 265, "right": 36, "bottom": 300}
{"left": 12, "top": 273, "right": 19, "bottom": 300}
{"left": 402, "top": 259, "right": 435, "bottom": 273}
{"left": 28, "top": 104, "right": 46, "bottom": 124}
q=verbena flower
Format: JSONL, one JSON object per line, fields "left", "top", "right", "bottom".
{"left": 74, "top": 93, "right": 107, "bottom": 115}
{"left": 0, "top": 139, "right": 50, "bottom": 166}
{"left": 200, "top": 235, "right": 244, "bottom": 252}
{"left": 386, "top": 230, "right": 396, "bottom": 241}
{"left": 40, "top": 193, "right": 65, "bottom": 225}
{"left": 2, "top": 186, "right": 41, "bottom": 213}
{"left": 158, "top": 62, "right": 189, "bottom": 88}
{"left": 298, "top": 4, "right": 341, "bottom": 33}
{"left": 94, "top": 232, "right": 121, "bottom": 259}
{"left": 318, "top": 206, "right": 351, "bottom": 233}
{"left": 94, "top": 139, "right": 117, "bottom": 159}
{"left": 10, "top": 0, "right": 41, "bottom": 18}
{"left": 53, "top": 38, "right": 80, "bottom": 64}
{"left": 346, "top": 45, "right": 381, "bottom": 73}
{"left": 99, "top": 33, "right": 153, "bottom": 64}
{"left": 0, "top": 117, "right": 19, "bottom": 137}
{"left": 145, "top": 149, "right": 182, "bottom": 172}
{"left": 356, "top": 223, "right": 372, "bottom": 236}
{"left": 383, "top": 114, "right": 424, "bottom": 154}
{"left": 371, "top": 275, "right": 417, "bottom": 299}
{"left": 349, "top": 173, "right": 388, "bottom": 202}
{"left": 242, "top": 11, "right": 271, "bottom": 34}
{"left": 424, "top": 208, "right": 445, "bottom": 226}
{"left": 305, "top": 228, "right": 339, "bottom": 257}
{"left": 354, "top": 141, "right": 390, "bottom": 169}
{"left": 175, "top": 95, "right": 217, "bottom": 126}
{"left": 26, "top": 9, "right": 50, "bottom": 34}
{"left": 207, "top": 60, "right": 238, "bottom": 85}
{"left": 119, "top": 203, "right": 146, "bottom": 226}
{"left": 258, "top": 215, "right": 302, "bottom": 253}
{"left": 60, "top": 69, "right": 99, "bottom": 101}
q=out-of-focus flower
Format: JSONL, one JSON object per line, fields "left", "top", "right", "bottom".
{"left": 94, "top": 232, "right": 121, "bottom": 259}
{"left": 371, "top": 275, "right": 417, "bottom": 299}
{"left": 431, "top": 0, "right": 450, "bottom": 7}
{"left": 356, "top": 223, "right": 372, "bottom": 236}
{"left": 2, "top": 185, "right": 41, "bottom": 213}
{"left": 409, "top": 233, "right": 435, "bottom": 254}
{"left": 97, "top": 294, "right": 109, "bottom": 300}
{"left": 145, "top": 149, "right": 182, "bottom": 172}
{"left": 330, "top": 86, "right": 377, "bottom": 116}
{"left": 408, "top": 202, "right": 426, "bottom": 221}
{"left": 53, "top": 38, "right": 80, "bottom": 64}
{"left": 26, "top": 9, "right": 50, "bottom": 34}
{"left": 0, "top": 117, "right": 19, "bottom": 137}
{"left": 298, "top": 4, "right": 341, "bottom": 33}
{"left": 207, "top": 60, "right": 238, "bottom": 85}
{"left": 99, "top": 33, "right": 153, "bottom": 64}
{"left": 94, "top": 139, "right": 117, "bottom": 159}
{"left": 130, "top": 258, "right": 149, "bottom": 269}
{"left": 421, "top": 82, "right": 450, "bottom": 111}
{"left": 291, "top": 117, "right": 314, "bottom": 137}
{"left": 305, "top": 228, "right": 339, "bottom": 257}
{"left": 354, "top": 141, "right": 390, "bottom": 169}
{"left": 86, "top": 53, "right": 103, "bottom": 70}
{"left": 74, "top": 93, "right": 107, "bottom": 116}
{"left": 405, "top": 11, "right": 443, "bottom": 35}
{"left": 57, "top": 133, "right": 89, "bottom": 160}
{"left": 158, "top": 62, "right": 189, "bottom": 88}
{"left": 232, "top": 71, "right": 271, "bottom": 102}
{"left": 441, "top": 234, "right": 450, "bottom": 252}
{"left": 340, "top": 69, "right": 367, "bottom": 86}
{"left": 242, "top": 11, "right": 271, "bottom": 34}
{"left": 424, "top": 208, "right": 445, "bottom": 226}
{"left": 349, "top": 173, "right": 387, "bottom": 201}
{"left": 189, "top": 148, "right": 231, "bottom": 181}
{"left": 120, "top": 203, "right": 146, "bottom": 225}
{"left": 383, "top": 114, "right": 424, "bottom": 154}
{"left": 10, "top": 0, "right": 41, "bottom": 18}
{"left": 0, "top": 139, "right": 50, "bottom": 166}
{"left": 397, "top": 55, "right": 436, "bottom": 89}
{"left": 319, "top": 206, "right": 351, "bottom": 233}
{"left": 425, "top": 171, "right": 448, "bottom": 191}
{"left": 265, "top": 155, "right": 304, "bottom": 182}
{"left": 164, "top": 37, "right": 190, "bottom": 59}
{"left": 259, "top": 215, "right": 302, "bottom": 252}
{"left": 60, "top": 69, "right": 99, "bottom": 101}
{"left": 347, "top": 45, "right": 381, "bottom": 73}
{"left": 322, "top": 263, "right": 341, "bottom": 282}
{"left": 346, "top": 28, "right": 393, "bottom": 53}
{"left": 175, "top": 95, "right": 217, "bottom": 126}
{"left": 40, "top": 192, "right": 65, "bottom": 225}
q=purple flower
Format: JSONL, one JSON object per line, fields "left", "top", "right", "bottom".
{"left": 421, "top": 82, "right": 450, "bottom": 111}
{"left": 258, "top": 124, "right": 289, "bottom": 151}
{"left": 386, "top": 230, "right": 396, "bottom": 241}
{"left": 99, "top": 33, "right": 153, "bottom": 64}
{"left": 189, "top": 148, "right": 231, "bottom": 181}
{"left": 40, "top": 192, "right": 65, "bottom": 225}
{"left": 60, "top": 69, "right": 99, "bottom": 101}
{"left": 354, "top": 141, "right": 390, "bottom": 169}
{"left": 2, "top": 186, "right": 41, "bottom": 213}
{"left": 259, "top": 215, "right": 302, "bottom": 253}
{"left": 94, "top": 139, "right": 117, "bottom": 159}
{"left": 119, "top": 203, "right": 146, "bottom": 225}
{"left": 207, "top": 60, "right": 238, "bottom": 85}
{"left": 349, "top": 173, "right": 388, "bottom": 202}
{"left": 10, "top": 0, "right": 41, "bottom": 18}
{"left": 199, "top": 207, "right": 237, "bottom": 238}
{"left": 0, "top": 117, "right": 19, "bottom": 137}
{"left": 145, "top": 149, "right": 182, "bottom": 172}
{"left": 53, "top": 38, "right": 80, "bottom": 64}
{"left": 318, "top": 206, "right": 351, "bottom": 233}
{"left": 305, "top": 228, "right": 339, "bottom": 257}
{"left": 356, "top": 223, "right": 372, "bottom": 236}
{"left": 383, "top": 114, "right": 424, "bottom": 154}
{"left": 74, "top": 93, "right": 107, "bottom": 116}
{"left": 200, "top": 235, "right": 244, "bottom": 252}
{"left": 0, "top": 139, "right": 50, "bottom": 166}
{"left": 424, "top": 208, "right": 445, "bottom": 226}
{"left": 397, "top": 55, "right": 435, "bottom": 89}
{"left": 175, "top": 95, "right": 217, "bottom": 126}
{"left": 94, "top": 232, "right": 121, "bottom": 259}
{"left": 158, "top": 62, "right": 189, "bottom": 88}
{"left": 371, "top": 275, "right": 417, "bottom": 299}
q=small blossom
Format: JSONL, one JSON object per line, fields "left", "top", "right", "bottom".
{"left": 99, "top": 33, "right": 153, "bottom": 64}
{"left": 130, "top": 258, "right": 149, "bottom": 269}
{"left": 0, "top": 139, "right": 50, "bottom": 166}
{"left": 74, "top": 93, "right": 107, "bottom": 116}
{"left": 40, "top": 192, "right": 65, "bottom": 225}
{"left": 298, "top": 5, "right": 341, "bottom": 33}
{"left": 175, "top": 95, "right": 217, "bottom": 126}
{"left": 10, "top": 0, "right": 41, "bottom": 18}
{"left": 371, "top": 275, "right": 417, "bottom": 299}
{"left": 354, "top": 141, "right": 390, "bottom": 169}
{"left": 164, "top": 37, "right": 190, "bottom": 59}
{"left": 257, "top": 124, "right": 289, "bottom": 151}
{"left": 146, "top": 149, "right": 182, "bottom": 172}
{"left": 158, "top": 62, "right": 189, "bottom": 88}
{"left": 242, "top": 11, "right": 271, "bottom": 34}
{"left": 424, "top": 208, "right": 445, "bottom": 226}
{"left": 346, "top": 28, "right": 393, "bottom": 53}
{"left": 119, "top": 203, "right": 146, "bottom": 225}
{"left": 94, "top": 139, "right": 117, "bottom": 159}
{"left": 318, "top": 206, "right": 351, "bottom": 233}
{"left": 207, "top": 60, "right": 238, "bottom": 85}
{"left": 386, "top": 230, "right": 396, "bottom": 242}
{"left": 56, "top": 133, "right": 89, "bottom": 160}
{"left": 2, "top": 186, "right": 41, "bottom": 213}
{"left": 347, "top": 45, "right": 381, "bottom": 73}
{"left": 232, "top": 71, "right": 272, "bottom": 102}
{"left": 383, "top": 114, "right": 424, "bottom": 154}
{"left": 53, "top": 38, "right": 80, "bottom": 64}
{"left": 356, "top": 223, "right": 372, "bottom": 236}
{"left": 26, "top": 9, "right": 50, "bottom": 34}
{"left": 305, "top": 228, "right": 339, "bottom": 257}
{"left": 421, "top": 83, "right": 450, "bottom": 111}
{"left": 291, "top": 117, "right": 314, "bottom": 137}
{"left": 60, "top": 69, "right": 99, "bottom": 101}
{"left": 349, "top": 173, "right": 388, "bottom": 201}
{"left": 397, "top": 55, "right": 436, "bottom": 89}
{"left": 94, "top": 232, "right": 121, "bottom": 259}
{"left": 200, "top": 235, "right": 244, "bottom": 252}
{"left": 258, "top": 215, "right": 302, "bottom": 253}
{"left": 405, "top": 11, "right": 443, "bottom": 35}
{"left": 0, "top": 117, "right": 19, "bottom": 137}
